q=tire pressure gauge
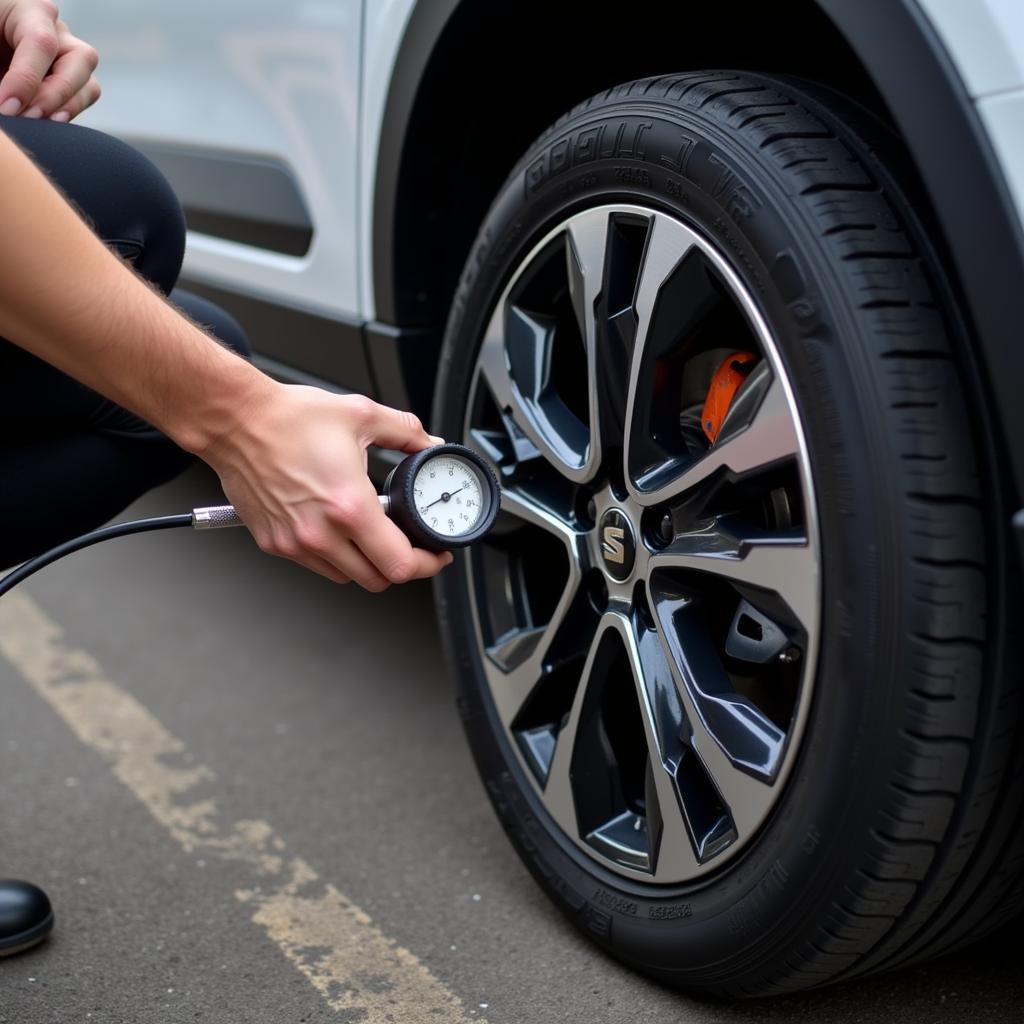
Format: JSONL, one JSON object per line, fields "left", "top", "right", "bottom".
{"left": 380, "top": 443, "right": 500, "bottom": 552}
{"left": 189, "top": 443, "right": 500, "bottom": 553}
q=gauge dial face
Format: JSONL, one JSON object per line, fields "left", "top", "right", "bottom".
{"left": 413, "top": 456, "right": 486, "bottom": 538}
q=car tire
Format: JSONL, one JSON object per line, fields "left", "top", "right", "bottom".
{"left": 432, "top": 71, "right": 1023, "bottom": 996}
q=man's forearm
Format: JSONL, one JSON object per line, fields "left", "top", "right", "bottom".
{"left": 0, "top": 130, "right": 268, "bottom": 454}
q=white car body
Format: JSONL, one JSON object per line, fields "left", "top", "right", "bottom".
{"left": 63, "top": 0, "right": 366, "bottom": 321}
{"left": 923, "top": 0, "right": 1024, "bottom": 226}
{"left": 60, "top": 0, "right": 1024, "bottom": 323}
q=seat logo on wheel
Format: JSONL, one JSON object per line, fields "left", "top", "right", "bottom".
{"left": 599, "top": 509, "right": 636, "bottom": 581}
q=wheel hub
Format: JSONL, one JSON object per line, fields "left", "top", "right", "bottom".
{"left": 597, "top": 506, "right": 635, "bottom": 581}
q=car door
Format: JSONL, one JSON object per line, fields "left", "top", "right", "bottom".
{"left": 60, "top": 0, "right": 366, "bottom": 377}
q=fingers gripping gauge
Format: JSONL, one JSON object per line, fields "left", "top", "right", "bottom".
{"left": 193, "top": 443, "right": 501, "bottom": 551}
{"left": 380, "top": 443, "right": 500, "bottom": 552}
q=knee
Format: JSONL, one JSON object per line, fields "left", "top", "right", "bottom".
{"left": 103, "top": 138, "right": 187, "bottom": 294}
{"left": 0, "top": 118, "right": 186, "bottom": 292}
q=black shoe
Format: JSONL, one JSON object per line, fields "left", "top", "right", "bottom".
{"left": 0, "top": 880, "right": 53, "bottom": 956}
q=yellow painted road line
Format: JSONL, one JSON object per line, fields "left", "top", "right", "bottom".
{"left": 0, "top": 591, "right": 486, "bottom": 1023}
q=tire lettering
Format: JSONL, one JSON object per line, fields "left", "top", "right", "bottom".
{"left": 649, "top": 903, "right": 692, "bottom": 920}
{"left": 557, "top": 173, "right": 597, "bottom": 198}
{"left": 614, "top": 166, "right": 650, "bottom": 186}
{"left": 664, "top": 175, "right": 689, "bottom": 201}
{"left": 592, "top": 887, "right": 638, "bottom": 916}
{"left": 660, "top": 132, "right": 697, "bottom": 174}
{"left": 526, "top": 120, "right": 652, "bottom": 196}
{"left": 709, "top": 152, "right": 761, "bottom": 221}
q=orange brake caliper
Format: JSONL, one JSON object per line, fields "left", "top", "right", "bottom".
{"left": 701, "top": 351, "right": 758, "bottom": 444}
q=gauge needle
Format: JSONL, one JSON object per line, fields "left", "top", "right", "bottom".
{"left": 422, "top": 488, "right": 463, "bottom": 512}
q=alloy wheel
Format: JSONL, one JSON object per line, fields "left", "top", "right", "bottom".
{"left": 463, "top": 205, "right": 820, "bottom": 884}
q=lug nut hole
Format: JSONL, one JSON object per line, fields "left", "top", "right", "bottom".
{"left": 586, "top": 570, "right": 609, "bottom": 612}
{"left": 641, "top": 507, "right": 675, "bottom": 550}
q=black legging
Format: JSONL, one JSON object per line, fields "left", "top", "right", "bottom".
{"left": 0, "top": 116, "right": 250, "bottom": 568}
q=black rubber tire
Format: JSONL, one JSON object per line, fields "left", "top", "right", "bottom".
{"left": 432, "top": 71, "right": 1024, "bottom": 996}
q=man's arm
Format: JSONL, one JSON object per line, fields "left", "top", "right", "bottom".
{"left": 0, "top": 130, "right": 453, "bottom": 590}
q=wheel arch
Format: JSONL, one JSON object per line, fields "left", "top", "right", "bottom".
{"left": 372, "top": 0, "right": 879, "bottom": 330}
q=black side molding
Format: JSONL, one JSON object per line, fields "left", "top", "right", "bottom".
{"left": 178, "top": 278, "right": 375, "bottom": 396}
{"left": 363, "top": 321, "right": 440, "bottom": 422}
{"left": 132, "top": 140, "right": 314, "bottom": 256}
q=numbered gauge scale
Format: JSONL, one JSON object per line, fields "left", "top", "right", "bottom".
{"left": 380, "top": 443, "right": 500, "bottom": 552}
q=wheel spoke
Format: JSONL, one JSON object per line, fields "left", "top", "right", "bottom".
{"left": 648, "top": 590, "right": 779, "bottom": 838}
{"left": 541, "top": 614, "right": 615, "bottom": 839}
{"left": 565, "top": 208, "right": 611, "bottom": 473}
{"left": 469, "top": 397, "right": 545, "bottom": 475}
{"left": 474, "top": 222, "right": 606, "bottom": 482}
{"left": 483, "top": 569, "right": 586, "bottom": 728}
{"left": 499, "top": 483, "right": 583, "bottom": 549}
{"left": 623, "top": 616, "right": 703, "bottom": 880}
{"left": 623, "top": 215, "right": 712, "bottom": 490}
{"left": 631, "top": 215, "right": 704, "bottom": 365}
{"left": 686, "top": 699, "right": 778, "bottom": 839}
{"left": 476, "top": 308, "right": 579, "bottom": 476}
{"left": 650, "top": 522, "right": 817, "bottom": 632}
{"left": 481, "top": 487, "right": 587, "bottom": 728}
{"left": 632, "top": 365, "right": 802, "bottom": 506}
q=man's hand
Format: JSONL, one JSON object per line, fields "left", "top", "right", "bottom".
{"left": 201, "top": 382, "right": 454, "bottom": 591}
{"left": 0, "top": 1, "right": 99, "bottom": 122}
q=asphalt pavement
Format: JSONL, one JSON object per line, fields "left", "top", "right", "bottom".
{"left": 0, "top": 464, "right": 1019, "bottom": 1023}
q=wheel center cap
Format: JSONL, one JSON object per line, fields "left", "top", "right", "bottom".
{"left": 598, "top": 508, "right": 636, "bottom": 582}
